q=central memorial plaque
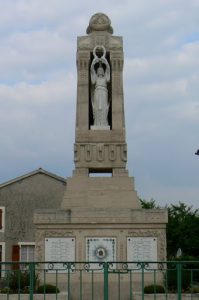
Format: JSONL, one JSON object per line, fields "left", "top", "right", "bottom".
{"left": 86, "top": 237, "right": 116, "bottom": 269}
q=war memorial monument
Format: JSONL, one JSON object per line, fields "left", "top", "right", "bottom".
{"left": 34, "top": 13, "right": 168, "bottom": 298}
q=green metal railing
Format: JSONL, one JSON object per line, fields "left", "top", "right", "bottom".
{"left": 0, "top": 261, "right": 198, "bottom": 299}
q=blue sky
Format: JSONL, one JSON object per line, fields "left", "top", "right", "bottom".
{"left": 0, "top": 0, "right": 199, "bottom": 208}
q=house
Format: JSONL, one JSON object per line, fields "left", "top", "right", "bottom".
{"left": 0, "top": 168, "right": 66, "bottom": 270}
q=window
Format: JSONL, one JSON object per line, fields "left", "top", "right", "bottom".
{"left": 19, "top": 243, "right": 35, "bottom": 262}
{"left": 0, "top": 243, "right": 5, "bottom": 277}
{"left": 0, "top": 207, "right": 5, "bottom": 232}
{"left": 15, "top": 243, "right": 35, "bottom": 270}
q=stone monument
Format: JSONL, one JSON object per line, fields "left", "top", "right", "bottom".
{"left": 34, "top": 12, "right": 168, "bottom": 296}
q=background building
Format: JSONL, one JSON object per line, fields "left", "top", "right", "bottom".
{"left": 0, "top": 168, "right": 66, "bottom": 271}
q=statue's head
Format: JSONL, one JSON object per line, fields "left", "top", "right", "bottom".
{"left": 97, "top": 61, "right": 104, "bottom": 77}
{"left": 97, "top": 66, "right": 104, "bottom": 77}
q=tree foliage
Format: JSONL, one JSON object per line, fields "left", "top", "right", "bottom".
{"left": 167, "top": 202, "right": 199, "bottom": 258}
{"left": 140, "top": 198, "right": 159, "bottom": 209}
{"left": 140, "top": 199, "right": 199, "bottom": 259}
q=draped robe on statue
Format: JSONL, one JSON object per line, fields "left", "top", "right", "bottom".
{"left": 90, "top": 54, "right": 110, "bottom": 127}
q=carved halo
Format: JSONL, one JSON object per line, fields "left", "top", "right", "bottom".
{"left": 93, "top": 45, "right": 106, "bottom": 59}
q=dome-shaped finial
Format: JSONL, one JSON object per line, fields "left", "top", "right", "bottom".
{"left": 86, "top": 13, "right": 113, "bottom": 34}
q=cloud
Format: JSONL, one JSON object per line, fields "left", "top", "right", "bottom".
{"left": 0, "top": 73, "right": 75, "bottom": 105}
{"left": 0, "top": 29, "right": 75, "bottom": 83}
{"left": 136, "top": 176, "right": 199, "bottom": 208}
{"left": 0, "top": 76, "right": 76, "bottom": 182}
{"left": 124, "top": 39, "right": 199, "bottom": 145}
{"left": 125, "top": 42, "right": 199, "bottom": 83}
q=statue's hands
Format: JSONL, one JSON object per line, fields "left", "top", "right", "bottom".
{"left": 100, "top": 56, "right": 108, "bottom": 66}
{"left": 92, "top": 57, "right": 100, "bottom": 65}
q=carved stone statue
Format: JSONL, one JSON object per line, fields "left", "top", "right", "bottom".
{"left": 90, "top": 46, "right": 110, "bottom": 128}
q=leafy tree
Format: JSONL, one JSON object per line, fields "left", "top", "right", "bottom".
{"left": 140, "top": 198, "right": 159, "bottom": 209}
{"left": 140, "top": 199, "right": 199, "bottom": 259}
{"left": 167, "top": 202, "right": 199, "bottom": 258}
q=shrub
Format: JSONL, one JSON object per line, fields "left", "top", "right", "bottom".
{"left": 190, "top": 286, "right": 199, "bottom": 293}
{"left": 166, "top": 269, "right": 192, "bottom": 291}
{"left": 3, "top": 270, "right": 38, "bottom": 293}
{"left": 144, "top": 285, "right": 165, "bottom": 294}
{"left": 0, "top": 287, "right": 12, "bottom": 294}
{"left": 37, "top": 284, "right": 60, "bottom": 294}
{"left": 166, "top": 259, "right": 199, "bottom": 292}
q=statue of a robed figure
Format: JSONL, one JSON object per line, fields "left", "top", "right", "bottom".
{"left": 90, "top": 46, "right": 110, "bottom": 129}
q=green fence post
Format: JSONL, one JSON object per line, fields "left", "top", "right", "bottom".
{"left": 67, "top": 263, "right": 71, "bottom": 300}
{"left": 176, "top": 262, "right": 182, "bottom": 300}
{"left": 29, "top": 262, "right": 35, "bottom": 300}
{"left": 104, "top": 262, "right": 109, "bottom": 300}
{"left": 141, "top": 263, "right": 145, "bottom": 300}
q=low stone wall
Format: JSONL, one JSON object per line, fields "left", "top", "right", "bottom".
{"left": 0, "top": 293, "right": 198, "bottom": 300}
{"left": 134, "top": 294, "right": 198, "bottom": 300}
{"left": 0, "top": 293, "right": 67, "bottom": 300}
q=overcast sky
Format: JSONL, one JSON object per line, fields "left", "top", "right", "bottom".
{"left": 0, "top": 0, "right": 199, "bottom": 208}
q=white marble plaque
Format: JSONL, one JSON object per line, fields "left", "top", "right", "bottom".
{"left": 86, "top": 237, "right": 116, "bottom": 270}
{"left": 45, "top": 237, "right": 75, "bottom": 272}
{"left": 127, "top": 237, "right": 157, "bottom": 271}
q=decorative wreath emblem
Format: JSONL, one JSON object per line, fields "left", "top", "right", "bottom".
{"left": 95, "top": 247, "right": 107, "bottom": 259}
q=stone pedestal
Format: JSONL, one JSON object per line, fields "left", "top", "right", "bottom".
{"left": 91, "top": 125, "right": 110, "bottom": 130}
{"left": 61, "top": 174, "right": 141, "bottom": 210}
{"left": 34, "top": 208, "right": 167, "bottom": 262}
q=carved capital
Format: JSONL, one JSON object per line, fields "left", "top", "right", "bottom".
{"left": 74, "top": 143, "right": 127, "bottom": 168}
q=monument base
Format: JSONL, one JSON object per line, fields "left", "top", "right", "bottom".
{"left": 91, "top": 125, "right": 110, "bottom": 130}
{"left": 34, "top": 207, "right": 168, "bottom": 263}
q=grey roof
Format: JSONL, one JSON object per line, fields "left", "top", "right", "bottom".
{"left": 0, "top": 168, "right": 66, "bottom": 188}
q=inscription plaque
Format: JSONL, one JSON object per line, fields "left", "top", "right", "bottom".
{"left": 127, "top": 237, "right": 157, "bottom": 270}
{"left": 45, "top": 237, "right": 75, "bottom": 272}
{"left": 86, "top": 237, "right": 116, "bottom": 270}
